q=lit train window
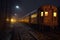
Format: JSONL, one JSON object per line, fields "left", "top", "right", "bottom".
{"left": 45, "top": 12, "right": 48, "bottom": 16}
{"left": 31, "top": 14, "right": 37, "bottom": 18}
{"left": 53, "top": 12, "right": 57, "bottom": 17}
{"left": 41, "top": 12, "right": 43, "bottom": 16}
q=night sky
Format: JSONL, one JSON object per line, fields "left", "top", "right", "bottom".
{"left": 1, "top": 0, "right": 60, "bottom": 18}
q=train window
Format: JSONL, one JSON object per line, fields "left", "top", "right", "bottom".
{"left": 31, "top": 14, "right": 37, "bottom": 18}
{"left": 41, "top": 12, "right": 43, "bottom": 16}
{"left": 45, "top": 12, "right": 48, "bottom": 16}
{"left": 53, "top": 12, "right": 57, "bottom": 17}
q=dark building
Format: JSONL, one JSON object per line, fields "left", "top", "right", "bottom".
{"left": 0, "top": 0, "right": 12, "bottom": 30}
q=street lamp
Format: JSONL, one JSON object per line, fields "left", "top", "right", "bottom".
{"left": 16, "top": 5, "right": 19, "bottom": 9}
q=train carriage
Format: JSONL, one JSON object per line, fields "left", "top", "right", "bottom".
{"left": 20, "top": 5, "right": 58, "bottom": 27}
{"left": 37, "top": 5, "right": 58, "bottom": 27}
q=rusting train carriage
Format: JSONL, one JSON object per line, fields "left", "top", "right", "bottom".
{"left": 20, "top": 5, "right": 58, "bottom": 28}
{"left": 38, "top": 5, "right": 58, "bottom": 27}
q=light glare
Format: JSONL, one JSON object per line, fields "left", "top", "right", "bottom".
{"left": 16, "top": 6, "right": 19, "bottom": 9}
{"left": 41, "top": 12, "right": 43, "bottom": 16}
{"left": 11, "top": 18, "right": 16, "bottom": 23}
{"left": 45, "top": 12, "right": 48, "bottom": 16}
{"left": 53, "top": 12, "right": 57, "bottom": 17}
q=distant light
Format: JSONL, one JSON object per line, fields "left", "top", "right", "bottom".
{"left": 6, "top": 18, "right": 9, "bottom": 22}
{"left": 11, "top": 18, "right": 14, "bottom": 22}
{"left": 11, "top": 18, "right": 16, "bottom": 23}
{"left": 16, "top": 6, "right": 19, "bottom": 9}
{"left": 53, "top": 12, "right": 57, "bottom": 17}
{"left": 41, "top": 12, "right": 43, "bottom": 16}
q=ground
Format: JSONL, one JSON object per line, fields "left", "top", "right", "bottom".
{"left": 0, "top": 22, "right": 60, "bottom": 40}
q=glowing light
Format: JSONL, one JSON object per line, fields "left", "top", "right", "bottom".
{"left": 16, "top": 6, "right": 19, "bottom": 9}
{"left": 31, "top": 14, "right": 37, "bottom": 18}
{"left": 11, "top": 18, "right": 16, "bottom": 23}
{"left": 45, "top": 12, "right": 48, "bottom": 16}
{"left": 53, "top": 12, "right": 57, "bottom": 17}
{"left": 41, "top": 12, "right": 43, "bottom": 16}
{"left": 24, "top": 19, "right": 29, "bottom": 22}
{"left": 6, "top": 18, "right": 9, "bottom": 22}
{"left": 11, "top": 19, "right": 14, "bottom": 22}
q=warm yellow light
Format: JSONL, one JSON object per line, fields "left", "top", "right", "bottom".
{"left": 20, "top": 19, "right": 24, "bottom": 22}
{"left": 11, "top": 19, "right": 14, "bottom": 22}
{"left": 11, "top": 18, "right": 16, "bottom": 23}
{"left": 45, "top": 12, "right": 48, "bottom": 16}
{"left": 53, "top": 12, "right": 57, "bottom": 17}
{"left": 21, "top": 19, "right": 24, "bottom": 21}
{"left": 6, "top": 18, "right": 9, "bottom": 22}
{"left": 25, "top": 19, "right": 29, "bottom": 22}
{"left": 31, "top": 14, "right": 37, "bottom": 18}
{"left": 41, "top": 12, "right": 43, "bottom": 16}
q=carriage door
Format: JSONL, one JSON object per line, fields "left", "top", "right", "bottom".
{"left": 53, "top": 11, "right": 58, "bottom": 26}
{"left": 40, "top": 11, "right": 44, "bottom": 24}
{"left": 52, "top": 6, "right": 58, "bottom": 26}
